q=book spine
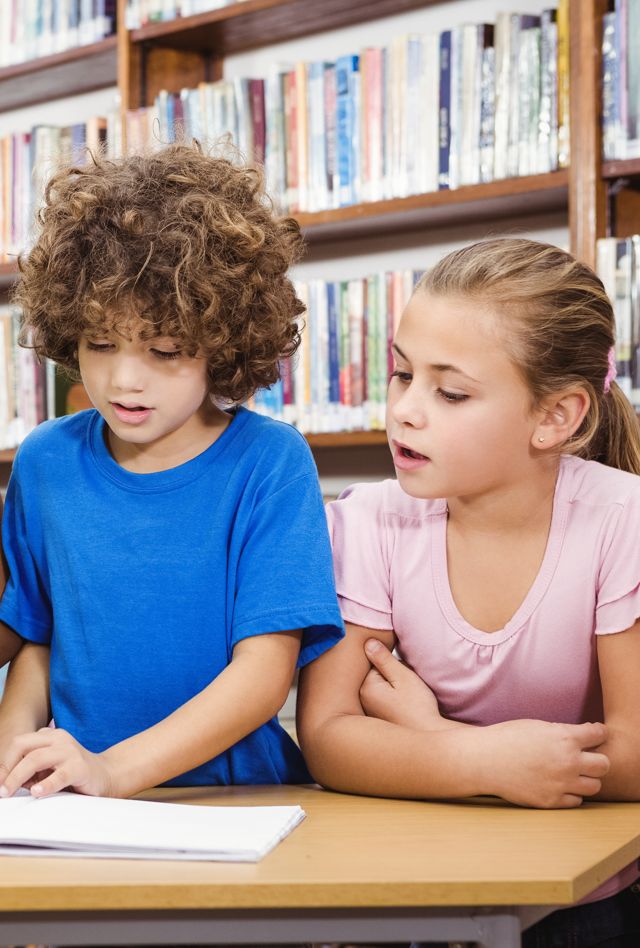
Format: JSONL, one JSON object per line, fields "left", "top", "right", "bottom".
{"left": 438, "top": 30, "right": 452, "bottom": 190}
{"left": 556, "top": 0, "right": 570, "bottom": 168}
{"left": 323, "top": 64, "right": 338, "bottom": 209}
{"left": 479, "top": 33, "right": 495, "bottom": 183}
{"left": 601, "top": 11, "right": 619, "bottom": 162}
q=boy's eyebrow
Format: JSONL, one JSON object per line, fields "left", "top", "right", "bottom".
{"left": 392, "top": 343, "right": 481, "bottom": 384}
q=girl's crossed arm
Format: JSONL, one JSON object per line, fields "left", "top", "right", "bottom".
{"left": 0, "top": 630, "right": 301, "bottom": 799}
{"left": 356, "top": 622, "right": 640, "bottom": 803}
{"left": 297, "top": 623, "right": 609, "bottom": 809}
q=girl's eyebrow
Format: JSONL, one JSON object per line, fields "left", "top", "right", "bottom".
{"left": 392, "top": 343, "right": 480, "bottom": 384}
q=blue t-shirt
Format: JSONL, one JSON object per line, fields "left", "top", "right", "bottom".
{"left": 0, "top": 407, "right": 344, "bottom": 785}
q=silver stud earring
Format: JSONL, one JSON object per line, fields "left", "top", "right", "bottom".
{"left": 538, "top": 437, "right": 545, "bottom": 443}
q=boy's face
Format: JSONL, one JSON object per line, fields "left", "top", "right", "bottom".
{"left": 78, "top": 319, "right": 217, "bottom": 471}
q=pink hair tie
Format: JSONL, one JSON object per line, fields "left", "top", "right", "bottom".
{"left": 604, "top": 346, "right": 617, "bottom": 394}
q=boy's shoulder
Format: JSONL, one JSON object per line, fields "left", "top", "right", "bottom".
{"left": 331, "top": 478, "right": 446, "bottom": 522}
{"left": 14, "top": 410, "right": 96, "bottom": 469}
{"left": 238, "top": 408, "right": 316, "bottom": 468}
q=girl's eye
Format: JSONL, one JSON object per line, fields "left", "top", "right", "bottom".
{"left": 437, "top": 388, "right": 469, "bottom": 403}
{"left": 151, "top": 349, "right": 182, "bottom": 361}
{"left": 390, "top": 370, "right": 412, "bottom": 384}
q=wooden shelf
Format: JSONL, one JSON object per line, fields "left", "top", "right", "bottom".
{"left": 306, "top": 431, "right": 387, "bottom": 448}
{"left": 0, "top": 173, "right": 568, "bottom": 283}
{"left": 130, "top": 0, "right": 440, "bottom": 54}
{"left": 299, "top": 171, "right": 569, "bottom": 243}
{"left": 602, "top": 158, "right": 640, "bottom": 180}
{"left": 0, "top": 37, "right": 117, "bottom": 113}
{"left": 0, "top": 434, "right": 386, "bottom": 463}
{"left": 0, "top": 263, "right": 18, "bottom": 290}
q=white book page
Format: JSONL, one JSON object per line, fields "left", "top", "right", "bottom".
{"left": 0, "top": 791, "right": 305, "bottom": 861}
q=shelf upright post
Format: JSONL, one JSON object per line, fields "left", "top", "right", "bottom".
{"left": 568, "top": 0, "right": 608, "bottom": 268}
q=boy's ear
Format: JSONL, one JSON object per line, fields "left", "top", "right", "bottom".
{"left": 531, "top": 388, "right": 591, "bottom": 450}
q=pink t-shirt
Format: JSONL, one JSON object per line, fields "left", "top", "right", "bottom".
{"left": 326, "top": 454, "right": 640, "bottom": 902}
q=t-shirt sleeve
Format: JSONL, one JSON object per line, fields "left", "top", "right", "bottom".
{"left": 0, "top": 456, "right": 52, "bottom": 644}
{"left": 325, "top": 482, "right": 393, "bottom": 630}
{"left": 596, "top": 485, "right": 640, "bottom": 635}
{"left": 231, "top": 470, "right": 344, "bottom": 667}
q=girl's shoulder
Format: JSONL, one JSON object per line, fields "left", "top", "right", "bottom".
{"left": 328, "top": 478, "right": 447, "bottom": 524}
{"left": 561, "top": 454, "right": 640, "bottom": 511}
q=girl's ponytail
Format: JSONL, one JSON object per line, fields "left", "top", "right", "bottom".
{"left": 593, "top": 382, "right": 640, "bottom": 475}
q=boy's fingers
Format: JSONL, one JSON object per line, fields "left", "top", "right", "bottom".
{"left": 30, "top": 770, "right": 70, "bottom": 799}
{"left": 363, "top": 639, "right": 400, "bottom": 685}
{"left": 0, "top": 748, "right": 59, "bottom": 798}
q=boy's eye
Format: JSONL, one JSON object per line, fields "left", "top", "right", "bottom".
{"left": 390, "top": 370, "right": 412, "bottom": 384}
{"left": 437, "top": 388, "right": 469, "bottom": 403}
{"left": 86, "top": 341, "right": 113, "bottom": 352}
{"left": 151, "top": 348, "right": 182, "bottom": 361}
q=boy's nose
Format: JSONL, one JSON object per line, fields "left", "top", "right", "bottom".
{"left": 110, "top": 355, "right": 145, "bottom": 392}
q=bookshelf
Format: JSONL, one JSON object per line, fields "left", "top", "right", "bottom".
{"left": 0, "top": 38, "right": 118, "bottom": 114}
{"left": 0, "top": 0, "right": 631, "bottom": 466}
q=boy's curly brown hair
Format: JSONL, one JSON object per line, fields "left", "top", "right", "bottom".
{"left": 13, "top": 143, "right": 305, "bottom": 402}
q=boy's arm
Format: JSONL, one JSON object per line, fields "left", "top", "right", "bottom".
{"left": 296, "top": 622, "right": 609, "bottom": 809}
{"left": 0, "top": 630, "right": 301, "bottom": 799}
{"left": 0, "top": 642, "right": 51, "bottom": 786}
{"left": 592, "top": 620, "right": 640, "bottom": 800}
{"left": 0, "top": 497, "right": 23, "bottom": 668}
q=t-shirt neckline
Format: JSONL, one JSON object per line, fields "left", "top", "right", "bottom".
{"left": 87, "top": 405, "right": 249, "bottom": 492}
{"left": 431, "top": 457, "right": 572, "bottom": 646}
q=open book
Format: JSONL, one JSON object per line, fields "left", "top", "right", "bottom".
{"left": 0, "top": 790, "right": 305, "bottom": 861}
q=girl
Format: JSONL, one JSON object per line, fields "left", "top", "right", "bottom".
{"left": 0, "top": 143, "right": 343, "bottom": 798}
{"left": 297, "top": 238, "right": 640, "bottom": 946}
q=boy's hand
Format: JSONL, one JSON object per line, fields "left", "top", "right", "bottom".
{"left": 486, "top": 719, "right": 610, "bottom": 809}
{"left": 0, "top": 728, "right": 115, "bottom": 799}
{"left": 360, "top": 638, "right": 445, "bottom": 729}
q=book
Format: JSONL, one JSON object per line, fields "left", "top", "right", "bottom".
{"left": 0, "top": 790, "right": 305, "bottom": 862}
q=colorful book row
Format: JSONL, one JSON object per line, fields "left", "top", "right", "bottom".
{"left": 248, "top": 270, "right": 422, "bottom": 434}
{"left": 124, "top": 4, "right": 567, "bottom": 214}
{"left": 0, "top": 1, "right": 116, "bottom": 69}
{"left": 0, "top": 116, "right": 119, "bottom": 263}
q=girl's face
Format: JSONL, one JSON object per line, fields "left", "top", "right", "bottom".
{"left": 78, "top": 319, "right": 216, "bottom": 469}
{"left": 386, "top": 290, "right": 540, "bottom": 501}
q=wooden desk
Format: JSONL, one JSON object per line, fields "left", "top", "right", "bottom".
{"left": 0, "top": 785, "right": 639, "bottom": 948}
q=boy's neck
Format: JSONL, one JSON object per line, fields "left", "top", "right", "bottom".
{"left": 106, "top": 403, "right": 232, "bottom": 474}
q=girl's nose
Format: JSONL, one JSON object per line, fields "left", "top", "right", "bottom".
{"left": 390, "top": 387, "right": 426, "bottom": 428}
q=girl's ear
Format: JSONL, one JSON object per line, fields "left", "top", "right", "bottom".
{"left": 531, "top": 388, "right": 590, "bottom": 450}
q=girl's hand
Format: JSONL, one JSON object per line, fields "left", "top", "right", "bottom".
{"left": 360, "top": 638, "right": 445, "bottom": 730}
{"left": 0, "top": 728, "right": 115, "bottom": 799}
{"left": 486, "top": 719, "right": 610, "bottom": 809}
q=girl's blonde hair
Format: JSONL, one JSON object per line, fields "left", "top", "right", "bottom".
{"left": 417, "top": 238, "right": 640, "bottom": 475}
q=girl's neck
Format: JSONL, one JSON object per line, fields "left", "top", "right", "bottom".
{"left": 446, "top": 455, "right": 562, "bottom": 536}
